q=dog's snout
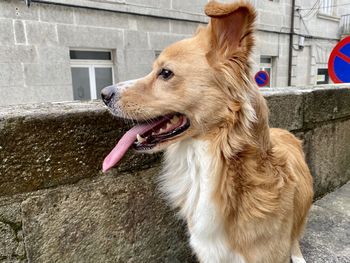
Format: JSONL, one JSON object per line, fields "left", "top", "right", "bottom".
{"left": 101, "top": 85, "right": 116, "bottom": 106}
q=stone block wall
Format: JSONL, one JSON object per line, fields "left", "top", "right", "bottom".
{"left": 0, "top": 85, "right": 349, "bottom": 262}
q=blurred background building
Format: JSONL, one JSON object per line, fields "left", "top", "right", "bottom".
{"left": 0, "top": 0, "right": 349, "bottom": 106}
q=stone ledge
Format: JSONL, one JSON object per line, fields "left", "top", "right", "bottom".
{"left": 0, "top": 85, "right": 349, "bottom": 198}
{"left": 301, "top": 182, "right": 350, "bottom": 263}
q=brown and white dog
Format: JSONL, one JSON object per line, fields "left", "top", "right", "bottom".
{"left": 101, "top": 1, "right": 313, "bottom": 262}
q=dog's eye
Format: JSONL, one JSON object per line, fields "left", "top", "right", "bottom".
{"left": 158, "top": 69, "right": 174, "bottom": 80}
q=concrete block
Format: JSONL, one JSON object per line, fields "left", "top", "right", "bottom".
{"left": 0, "top": 63, "right": 24, "bottom": 86}
{"left": 122, "top": 49, "right": 155, "bottom": 79}
{"left": 0, "top": 0, "right": 39, "bottom": 20}
{"left": 57, "top": 24, "right": 124, "bottom": 49}
{"left": 0, "top": 85, "right": 56, "bottom": 106}
{"left": 35, "top": 46, "right": 70, "bottom": 64}
{"left": 264, "top": 91, "right": 304, "bottom": 131}
{"left": 148, "top": 32, "right": 188, "bottom": 50}
{"left": 314, "top": 182, "right": 350, "bottom": 217}
{"left": 305, "top": 120, "right": 350, "bottom": 198}
{"left": 258, "top": 11, "right": 284, "bottom": 27}
{"left": 0, "top": 202, "right": 25, "bottom": 262}
{"left": 304, "top": 86, "right": 350, "bottom": 125}
{"left": 170, "top": 20, "right": 201, "bottom": 35}
{"left": 171, "top": 0, "right": 207, "bottom": 14}
{"left": 135, "top": 16, "right": 170, "bottom": 32}
{"left": 14, "top": 20, "right": 26, "bottom": 44}
{"left": 0, "top": 102, "right": 161, "bottom": 196}
{"left": 124, "top": 30, "right": 149, "bottom": 49}
{"left": 24, "top": 63, "right": 71, "bottom": 86}
{"left": 74, "top": 8, "right": 129, "bottom": 28}
{"left": 0, "top": 222, "right": 18, "bottom": 260}
{"left": 115, "top": 49, "right": 128, "bottom": 82}
{"left": 39, "top": 3, "right": 74, "bottom": 24}
{"left": 0, "top": 19, "right": 15, "bottom": 45}
{"left": 0, "top": 46, "right": 36, "bottom": 63}
{"left": 25, "top": 85, "right": 74, "bottom": 103}
{"left": 0, "top": 85, "right": 73, "bottom": 106}
{"left": 127, "top": 0, "right": 171, "bottom": 9}
{"left": 21, "top": 169, "right": 194, "bottom": 263}
{"left": 301, "top": 205, "right": 350, "bottom": 263}
{"left": 26, "top": 21, "right": 58, "bottom": 46}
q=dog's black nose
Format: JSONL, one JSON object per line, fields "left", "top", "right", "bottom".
{"left": 101, "top": 85, "right": 116, "bottom": 106}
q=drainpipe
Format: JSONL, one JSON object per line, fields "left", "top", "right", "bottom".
{"left": 24, "top": 0, "right": 31, "bottom": 7}
{"left": 288, "top": 0, "right": 296, "bottom": 87}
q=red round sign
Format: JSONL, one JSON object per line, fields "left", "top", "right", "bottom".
{"left": 254, "top": 70, "right": 270, "bottom": 87}
{"left": 328, "top": 36, "right": 350, "bottom": 83}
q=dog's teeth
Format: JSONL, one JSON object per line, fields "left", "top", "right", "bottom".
{"left": 171, "top": 115, "right": 179, "bottom": 124}
{"left": 159, "top": 128, "right": 165, "bottom": 133}
{"left": 152, "top": 132, "right": 156, "bottom": 136}
{"left": 136, "top": 134, "right": 146, "bottom": 143}
{"left": 166, "top": 123, "right": 172, "bottom": 129}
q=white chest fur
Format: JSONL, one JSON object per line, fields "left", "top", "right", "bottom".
{"left": 160, "top": 139, "right": 245, "bottom": 263}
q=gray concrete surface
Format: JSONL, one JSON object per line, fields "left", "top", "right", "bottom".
{"left": 302, "top": 182, "right": 350, "bottom": 263}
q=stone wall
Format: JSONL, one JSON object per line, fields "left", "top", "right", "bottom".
{"left": 0, "top": 85, "right": 350, "bottom": 262}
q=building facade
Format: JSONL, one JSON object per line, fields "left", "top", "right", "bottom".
{"left": 0, "top": 0, "right": 349, "bottom": 106}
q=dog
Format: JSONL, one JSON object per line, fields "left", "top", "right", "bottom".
{"left": 101, "top": 1, "right": 314, "bottom": 262}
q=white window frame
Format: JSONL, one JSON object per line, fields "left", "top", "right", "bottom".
{"left": 70, "top": 49, "right": 114, "bottom": 100}
{"left": 320, "top": 0, "right": 335, "bottom": 16}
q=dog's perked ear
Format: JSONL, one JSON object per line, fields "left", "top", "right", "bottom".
{"left": 204, "top": 0, "right": 256, "bottom": 61}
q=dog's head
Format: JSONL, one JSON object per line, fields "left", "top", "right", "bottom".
{"left": 102, "top": 1, "right": 258, "bottom": 171}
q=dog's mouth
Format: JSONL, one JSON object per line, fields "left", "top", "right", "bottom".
{"left": 102, "top": 113, "right": 190, "bottom": 172}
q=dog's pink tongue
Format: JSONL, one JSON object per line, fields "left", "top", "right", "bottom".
{"left": 102, "top": 120, "right": 163, "bottom": 172}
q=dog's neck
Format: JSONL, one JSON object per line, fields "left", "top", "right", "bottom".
{"left": 160, "top": 92, "right": 272, "bottom": 221}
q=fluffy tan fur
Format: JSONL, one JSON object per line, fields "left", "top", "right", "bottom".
{"left": 113, "top": 1, "right": 314, "bottom": 262}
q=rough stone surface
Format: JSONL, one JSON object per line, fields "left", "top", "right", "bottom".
{"left": 25, "top": 21, "right": 58, "bottom": 46}
{"left": 0, "top": 202, "right": 26, "bottom": 262}
{"left": 124, "top": 30, "right": 149, "bottom": 49}
{"left": 148, "top": 32, "right": 189, "bottom": 50}
{"left": 13, "top": 20, "right": 26, "bottom": 45}
{"left": 0, "top": 0, "right": 39, "bottom": 21}
{"left": 304, "top": 119, "right": 350, "bottom": 197}
{"left": 0, "top": 46, "right": 36, "bottom": 64}
{"left": 264, "top": 91, "right": 303, "bottom": 131}
{"left": 57, "top": 24, "right": 124, "bottom": 49}
{"left": 21, "top": 167, "right": 195, "bottom": 263}
{"left": 23, "top": 63, "right": 71, "bottom": 86}
{"left": 301, "top": 182, "right": 350, "bottom": 263}
{"left": 0, "top": 102, "right": 160, "bottom": 197}
{"left": 39, "top": 3, "right": 74, "bottom": 24}
{"left": 303, "top": 86, "right": 350, "bottom": 125}
{"left": 0, "top": 19, "right": 14, "bottom": 45}
{"left": 74, "top": 8, "right": 129, "bottom": 28}
{"left": 135, "top": 16, "right": 170, "bottom": 32}
{"left": 314, "top": 182, "right": 350, "bottom": 216}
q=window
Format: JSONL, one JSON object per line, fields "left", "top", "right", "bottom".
{"left": 320, "top": 0, "right": 334, "bottom": 16}
{"left": 70, "top": 50, "right": 114, "bottom": 101}
{"left": 316, "top": 68, "right": 329, "bottom": 85}
{"left": 259, "top": 56, "right": 273, "bottom": 87}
